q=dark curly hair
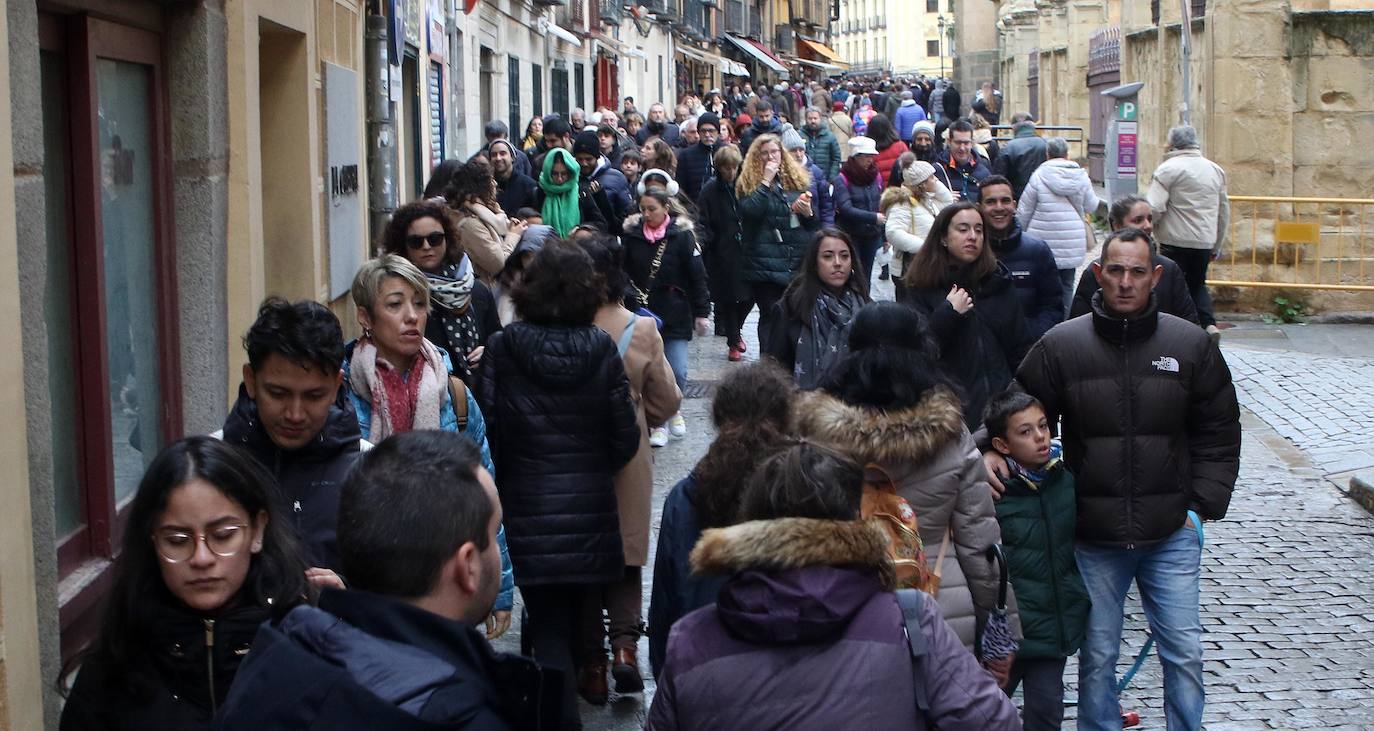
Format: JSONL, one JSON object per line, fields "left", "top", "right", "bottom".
{"left": 693, "top": 361, "right": 795, "bottom": 528}
{"left": 576, "top": 232, "right": 632, "bottom": 304}
{"left": 423, "top": 159, "right": 462, "bottom": 200}
{"left": 511, "top": 238, "right": 604, "bottom": 326}
{"left": 442, "top": 159, "right": 497, "bottom": 210}
{"left": 379, "top": 200, "right": 460, "bottom": 269}
{"left": 243, "top": 297, "right": 344, "bottom": 376}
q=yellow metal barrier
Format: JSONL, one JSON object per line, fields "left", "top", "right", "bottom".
{"left": 1210, "top": 196, "right": 1374, "bottom": 292}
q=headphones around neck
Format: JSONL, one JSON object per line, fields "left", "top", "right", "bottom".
{"left": 637, "top": 168, "right": 680, "bottom": 197}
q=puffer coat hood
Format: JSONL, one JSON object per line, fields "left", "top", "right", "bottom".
{"left": 647, "top": 517, "right": 1023, "bottom": 731}
{"left": 1016, "top": 158, "right": 1101, "bottom": 268}
{"left": 793, "top": 389, "right": 1020, "bottom": 649}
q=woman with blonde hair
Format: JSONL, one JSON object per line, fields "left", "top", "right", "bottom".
{"left": 736, "top": 132, "right": 818, "bottom": 346}
{"left": 881, "top": 159, "right": 955, "bottom": 302}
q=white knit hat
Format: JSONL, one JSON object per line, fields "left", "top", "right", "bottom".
{"left": 904, "top": 160, "right": 936, "bottom": 187}
{"left": 848, "top": 136, "right": 878, "bottom": 156}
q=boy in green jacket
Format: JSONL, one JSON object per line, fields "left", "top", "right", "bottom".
{"left": 986, "top": 390, "right": 1091, "bottom": 731}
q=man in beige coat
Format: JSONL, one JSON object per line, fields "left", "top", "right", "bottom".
{"left": 1147, "top": 124, "right": 1230, "bottom": 338}
{"left": 579, "top": 240, "right": 682, "bottom": 702}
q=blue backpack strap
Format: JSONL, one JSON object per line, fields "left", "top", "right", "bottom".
{"left": 896, "top": 589, "right": 931, "bottom": 718}
{"left": 616, "top": 314, "right": 638, "bottom": 357}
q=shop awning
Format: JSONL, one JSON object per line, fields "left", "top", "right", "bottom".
{"left": 676, "top": 45, "right": 721, "bottom": 65}
{"left": 546, "top": 23, "right": 582, "bottom": 48}
{"left": 720, "top": 58, "right": 750, "bottom": 76}
{"left": 797, "top": 58, "right": 843, "bottom": 73}
{"left": 725, "top": 34, "right": 789, "bottom": 75}
{"left": 797, "top": 38, "right": 849, "bottom": 67}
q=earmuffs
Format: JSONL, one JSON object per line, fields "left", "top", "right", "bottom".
{"left": 637, "top": 168, "right": 680, "bottom": 197}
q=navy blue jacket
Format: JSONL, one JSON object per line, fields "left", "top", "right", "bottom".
{"left": 738, "top": 117, "right": 782, "bottom": 156}
{"left": 217, "top": 589, "right": 562, "bottom": 730}
{"left": 586, "top": 158, "right": 634, "bottom": 224}
{"left": 935, "top": 151, "right": 992, "bottom": 203}
{"left": 675, "top": 142, "right": 719, "bottom": 203}
{"left": 832, "top": 170, "right": 885, "bottom": 244}
{"left": 221, "top": 384, "right": 361, "bottom": 572}
{"left": 989, "top": 224, "right": 1064, "bottom": 340}
{"left": 647, "top": 475, "right": 729, "bottom": 680}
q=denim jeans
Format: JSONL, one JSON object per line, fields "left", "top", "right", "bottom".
{"left": 1076, "top": 523, "right": 1204, "bottom": 731}
{"left": 1057, "top": 267, "right": 1078, "bottom": 318}
{"left": 663, "top": 338, "right": 689, "bottom": 393}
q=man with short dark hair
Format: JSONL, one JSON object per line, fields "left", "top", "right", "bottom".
{"left": 530, "top": 116, "right": 573, "bottom": 174}
{"left": 220, "top": 431, "right": 564, "bottom": 729}
{"left": 988, "top": 229, "right": 1241, "bottom": 731}
{"left": 994, "top": 113, "right": 1047, "bottom": 200}
{"left": 573, "top": 129, "right": 634, "bottom": 227}
{"left": 936, "top": 119, "right": 991, "bottom": 202}
{"left": 737, "top": 99, "right": 781, "bottom": 155}
{"left": 979, "top": 176, "right": 1063, "bottom": 339}
{"left": 218, "top": 298, "right": 356, "bottom": 583}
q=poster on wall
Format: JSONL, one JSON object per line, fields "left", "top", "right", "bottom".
{"left": 324, "top": 62, "right": 364, "bottom": 300}
{"left": 428, "top": 0, "right": 446, "bottom": 61}
{"left": 405, "top": 0, "right": 423, "bottom": 48}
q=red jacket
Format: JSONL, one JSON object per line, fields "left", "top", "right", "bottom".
{"left": 875, "top": 140, "right": 911, "bottom": 187}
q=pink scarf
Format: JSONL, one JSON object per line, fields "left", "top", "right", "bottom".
{"left": 643, "top": 215, "right": 671, "bottom": 243}
{"left": 348, "top": 336, "right": 448, "bottom": 440}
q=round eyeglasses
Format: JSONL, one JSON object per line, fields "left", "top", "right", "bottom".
{"left": 152, "top": 524, "right": 249, "bottom": 563}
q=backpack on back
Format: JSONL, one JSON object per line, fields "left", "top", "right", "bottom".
{"left": 862, "top": 464, "right": 941, "bottom": 594}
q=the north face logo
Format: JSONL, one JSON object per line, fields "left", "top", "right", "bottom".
{"left": 1152, "top": 356, "right": 1180, "bottom": 373}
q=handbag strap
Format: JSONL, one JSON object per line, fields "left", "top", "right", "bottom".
{"left": 896, "top": 589, "right": 932, "bottom": 719}
{"left": 631, "top": 237, "right": 671, "bottom": 306}
{"left": 447, "top": 376, "right": 469, "bottom": 431}
{"left": 932, "top": 527, "right": 952, "bottom": 578}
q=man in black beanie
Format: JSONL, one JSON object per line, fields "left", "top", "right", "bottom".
{"left": 573, "top": 129, "right": 634, "bottom": 229}
{"left": 675, "top": 112, "right": 722, "bottom": 203}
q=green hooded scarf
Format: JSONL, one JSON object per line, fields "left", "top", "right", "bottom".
{"left": 538, "top": 147, "right": 581, "bottom": 238}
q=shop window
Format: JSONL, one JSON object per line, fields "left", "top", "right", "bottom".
{"left": 39, "top": 13, "right": 181, "bottom": 656}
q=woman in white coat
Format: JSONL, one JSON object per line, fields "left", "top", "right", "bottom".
{"left": 1016, "top": 137, "right": 1102, "bottom": 313}
{"left": 880, "top": 160, "right": 954, "bottom": 303}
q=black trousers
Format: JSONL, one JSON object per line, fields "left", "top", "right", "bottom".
{"left": 1160, "top": 245, "right": 1216, "bottom": 327}
{"left": 750, "top": 282, "right": 786, "bottom": 349}
{"left": 1005, "top": 655, "right": 1068, "bottom": 731}
{"left": 522, "top": 584, "right": 597, "bottom": 729}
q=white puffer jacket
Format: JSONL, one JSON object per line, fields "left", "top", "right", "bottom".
{"left": 882, "top": 182, "right": 955, "bottom": 277}
{"left": 1016, "top": 158, "right": 1101, "bottom": 269}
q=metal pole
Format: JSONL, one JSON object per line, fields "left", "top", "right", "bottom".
{"left": 365, "top": 13, "right": 398, "bottom": 249}
{"left": 1179, "top": 0, "right": 1192, "bottom": 126}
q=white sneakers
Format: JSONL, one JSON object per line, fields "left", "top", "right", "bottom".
{"left": 651, "top": 414, "right": 688, "bottom": 448}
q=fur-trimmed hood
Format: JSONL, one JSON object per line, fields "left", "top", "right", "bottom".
{"left": 622, "top": 211, "right": 695, "bottom": 237}
{"left": 691, "top": 517, "right": 895, "bottom": 590}
{"left": 793, "top": 388, "right": 965, "bottom": 465}
{"left": 879, "top": 186, "right": 912, "bottom": 213}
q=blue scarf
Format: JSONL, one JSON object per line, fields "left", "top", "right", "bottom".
{"left": 1007, "top": 443, "right": 1063, "bottom": 489}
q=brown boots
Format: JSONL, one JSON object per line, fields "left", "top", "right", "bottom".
{"left": 611, "top": 647, "right": 644, "bottom": 693}
{"left": 577, "top": 660, "right": 609, "bottom": 705}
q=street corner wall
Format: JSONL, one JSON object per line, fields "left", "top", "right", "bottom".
{"left": 1289, "top": 10, "right": 1374, "bottom": 198}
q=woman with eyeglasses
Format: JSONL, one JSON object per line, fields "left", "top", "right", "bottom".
{"left": 382, "top": 199, "right": 501, "bottom": 386}
{"left": 533, "top": 148, "right": 607, "bottom": 238}
{"left": 59, "top": 437, "right": 311, "bottom": 730}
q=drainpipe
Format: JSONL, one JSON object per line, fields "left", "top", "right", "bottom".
{"left": 1178, "top": 0, "right": 1192, "bottom": 126}
{"left": 365, "top": 12, "right": 398, "bottom": 249}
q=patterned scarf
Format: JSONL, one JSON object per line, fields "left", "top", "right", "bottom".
{"left": 793, "top": 288, "right": 862, "bottom": 389}
{"left": 426, "top": 258, "right": 481, "bottom": 382}
{"left": 348, "top": 336, "right": 448, "bottom": 440}
{"left": 1008, "top": 443, "right": 1065, "bottom": 489}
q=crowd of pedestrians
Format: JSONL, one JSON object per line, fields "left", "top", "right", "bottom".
{"left": 57, "top": 71, "right": 1240, "bottom": 731}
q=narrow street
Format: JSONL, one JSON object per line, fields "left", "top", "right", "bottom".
{"left": 496, "top": 283, "right": 1374, "bottom": 729}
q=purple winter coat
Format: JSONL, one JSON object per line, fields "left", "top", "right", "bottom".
{"left": 645, "top": 518, "right": 1021, "bottom": 731}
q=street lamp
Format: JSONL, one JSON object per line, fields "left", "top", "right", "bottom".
{"left": 937, "top": 14, "right": 946, "bottom": 78}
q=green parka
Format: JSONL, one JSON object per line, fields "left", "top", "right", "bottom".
{"left": 994, "top": 459, "right": 1090, "bottom": 659}
{"left": 737, "top": 182, "right": 821, "bottom": 287}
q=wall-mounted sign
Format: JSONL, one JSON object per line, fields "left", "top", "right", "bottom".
{"left": 428, "top": 0, "right": 446, "bottom": 61}
{"left": 324, "top": 62, "right": 364, "bottom": 299}
{"left": 1116, "top": 120, "right": 1138, "bottom": 175}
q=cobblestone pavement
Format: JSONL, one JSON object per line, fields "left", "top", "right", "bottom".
{"left": 499, "top": 275, "right": 1374, "bottom": 729}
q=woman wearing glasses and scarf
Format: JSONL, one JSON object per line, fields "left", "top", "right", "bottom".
{"left": 59, "top": 437, "right": 312, "bottom": 730}
{"left": 382, "top": 199, "right": 501, "bottom": 386}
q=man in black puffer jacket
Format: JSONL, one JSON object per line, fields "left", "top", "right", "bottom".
{"left": 988, "top": 228, "right": 1240, "bottom": 731}
{"left": 674, "top": 112, "right": 722, "bottom": 203}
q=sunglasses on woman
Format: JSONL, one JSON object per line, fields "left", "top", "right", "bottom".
{"left": 406, "top": 231, "right": 447, "bottom": 250}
